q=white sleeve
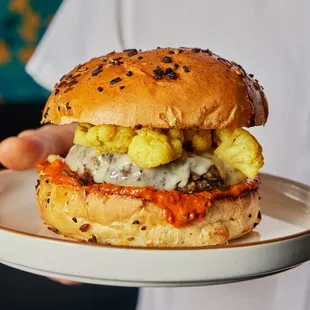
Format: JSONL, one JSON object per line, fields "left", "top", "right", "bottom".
{"left": 26, "top": 0, "right": 123, "bottom": 91}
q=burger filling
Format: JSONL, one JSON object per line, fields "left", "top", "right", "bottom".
{"left": 50, "top": 124, "right": 264, "bottom": 193}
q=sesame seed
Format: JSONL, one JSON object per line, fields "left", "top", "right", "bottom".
{"left": 258, "top": 211, "right": 262, "bottom": 219}
{"left": 57, "top": 106, "right": 60, "bottom": 111}
{"left": 72, "top": 217, "right": 77, "bottom": 223}
{"left": 54, "top": 89, "right": 59, "bottom": 95}
{"left": 127, "top": 49, "right": 138, "bottom": 57}
{"left": 133, "top": 220, "right": 140, "bottom": 224}
{"left": 110, "top": 77, "right": 121, "bottom": 85}
{"left": 65, "top": 74, "right": 73, "bottom": 80}
{"left": 67, "top": 80, "right": 78, "bottom": 87}
{"left": 201, "top": 49, "right": 212, "bottom": 55}
{"left": 253, "top": 222, "right": 259, "bottom": 228}
{"left": 119, "top": 85, "right": 125, "bottom": 90}
{"left": 66, "top": 102, "right": 71, "bottom": 110}
{"left": 137, "top": 56, "right": 143, "bottom": 60}
{"left": 43, "top": 107, "right": 49, "bottom": 118}
{"left": 79, "top": 223, "right": 90, "bottom": 232}
{"left": 182, "top": 65, "right": 190, "bottom": 73}
{"left": 173, "top": 63, "right": 179, "bottom": 70}
{"left": 191, "top": 48, "right": 201, "bottom": 53}
{"left": 88, "top": 235, "right": 97, "bottom": 243}
{"left": 141, "top": 226, "right": 147, "bottom": 231}
{"left": 153, "top": 66, "right": 164, "bottom": 80}
{"left": 249, "top": 74, "right": 254, "bottom": 78}
{"left": 248, "top": 214, "right": 252, "bottom": 218}
{"left": 126, "top": 71, "right": 133, "bottom": 77}
{"left": 127, "top": 237, "right": 135, "bottom": 241}
{"left": 58, "top": 81, "right": 67, "bottom": 88}
{"left": 91, "top": 65, "right": 103, "bottom": 76}
{"left": 47, "top": 198, "right": 50, "bottom": 204}
{"left": 97, "top": 87, "right": 103, "bottom": 92}
{"left": 161, "top": 56, "right": 172, "bottom": 63}
{"left": 113, "top": 56, "right": 122, "bottom": 61}
{"left": 45, "top": 180, "right": 49, "bottom": 184}
{"left": 168, "top": 50, "right": 175, "bottom": 54}
{"left": 164, "top": 68, "right": 177, "bottom": 79}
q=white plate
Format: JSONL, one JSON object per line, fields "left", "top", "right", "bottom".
{"left": 0, "top": 169, "right": 309, "bottom": 287}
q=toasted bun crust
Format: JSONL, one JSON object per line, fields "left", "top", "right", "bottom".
{"left": 36, "top": 175, "right": 261, "bottom": 247}
{"left": 42, "top": 47, "right": 268, "bottom": 129}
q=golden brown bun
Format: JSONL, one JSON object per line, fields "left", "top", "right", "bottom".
{"left": 42, "top": 47, "right": 268, "bottom": 129}
{"left": 36, "top": 175, "right": 261, "bottom": 247}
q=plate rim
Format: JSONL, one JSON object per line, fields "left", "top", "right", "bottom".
{"left": 0, "top": 169, "right": 309, "bottom": 251}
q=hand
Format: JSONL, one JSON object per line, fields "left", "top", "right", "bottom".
{"left": 0, "top": 123, "right": 78, "bottom": 285}
{"left": 0, "top": 124, "right": 76, "bottom": 170}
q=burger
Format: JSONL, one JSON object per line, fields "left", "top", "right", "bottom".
{"left": 36, "top": 47, "right": 268, "bottom": 247}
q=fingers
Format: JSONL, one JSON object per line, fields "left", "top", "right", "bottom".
{"left": 49, "top": 277, "right": 80, "bottom": 286}
{"left": 0, "top": 124, "right": 76, "bottom": 170}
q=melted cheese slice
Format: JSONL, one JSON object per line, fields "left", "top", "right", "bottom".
{"left": 61, "top": 145, "right": 245, "bottom": 191}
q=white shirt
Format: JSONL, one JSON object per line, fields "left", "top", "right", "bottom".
{"left": 26, "top": 1, "right": 310, "bottom": 309}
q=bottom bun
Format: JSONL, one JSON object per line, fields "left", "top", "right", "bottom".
{"left": 36, "top": 176, "right": 261, "bottom": 247}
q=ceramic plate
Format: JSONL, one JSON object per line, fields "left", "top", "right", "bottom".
{"left": 0, "top": 169, "right": 309, "bottom": 287}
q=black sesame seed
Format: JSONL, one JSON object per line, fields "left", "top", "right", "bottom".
{"left": 201, "top": 49, "right": 212, "bottom": 55}
{"left": 110, "top": 77, "right": 121, "bottom": 85}
{"left": 66, "top": 102, "right": 71, "bottom": 110}
{"left": 72, "top": 217, "right": 77, "bottom": 223}
{"left": 164, "top": 68, "right": 177, "bottom": 79}
{"left": 45, "top": 180, "right": 49, "bottom": 184}
{"left": 135, "top": 124, "right": 142, "bottom": 129}
{"left": 67, "top": 80, "right": 78, "bottom": 87}
{"left": 65, "top": 74, "right": 73, "bottom": 80}
{"left": 58, "top": 81, "right": 67, "bottom": 88}
{"left": 191, "top": 48, "right": 201, "bottom": 53}
{"left": 47, "top": 198, "right": 50, "bottom": 204}
{"left": 91, "top": 65, "right": 103, "bottom": 76}
{"left": 57, "top": 106, "right": 60, "bottom": 111}
{"left": 137, "top": 56, "right": 143, "bottom": 60}
{"left": 161, "top": 56, "right": 172, "bottom": 63}
{"left": 79, "top": 223, "right": 90, "bottom": 232}
{"left": 153, "top": 66, "right": 164, "bottom": 80}
{"left": 127, "top": 49, "right": 137, "bottom": 57}
{"left": 54, "top": 88, "right": 59, "bottom": 95}
{"left": 168, "top": 50, "right": 175, "bottom": 54}
{"left": 182, "top": 65, "right": 190, "bottom": 73}
{"left": 97, "top": 87, "right": 103, "bottom": 92}
{"left": 173, "top": 63, "right": 179, "bottom": 70}
{"left": 248, "top": 214, "right": 252, "bottom": 218}
{"left": 119, "top": 85, "right": 125, "bottom": 90}
{"left": 257, "top": 211, "right": 262, "bottom": 219}
{"left": 126, "top": 71, "right": 133, "bottom": 77}
{"left": 253, "top": 222, "right": 259, "bottom": 228}
{"left": 43, "top": 107, "right": 49, "bottom": 118}
{"left": 141, "top": 226, "right": 146, "bottom": 231}
{"left": 249, "top": 74, "right": 254, "bottom": 78}
{"left": 88, "top": 235, "right": 97, "bottom": 243}
{"left": 133, "top": 220, "right": 140, "bottom": 224}
{"left": 113, "top": 56, "right": 122, "bottom": 61}
{"left": 107, "top": 50, "right": 115, "bottom": 55}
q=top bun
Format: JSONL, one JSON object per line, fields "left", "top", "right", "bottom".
{"left": 41, "top": 47, "right": 268, "bottom": 129}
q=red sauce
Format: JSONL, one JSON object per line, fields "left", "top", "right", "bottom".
{"left": 37, "top": 159, "right": 260, "bottom": 227}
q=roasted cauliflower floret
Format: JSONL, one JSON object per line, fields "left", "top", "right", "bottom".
{"left": 214, "top": 128, "right": 264, "bottom": 179}
{"left": 184, "top": 129, "right": 212, "bottom": 153}
{"left": 74, "top": 123, "right": 135, "bottom": 153}
{"left": 128, "top": 128, "right": 183, "bottom": 168}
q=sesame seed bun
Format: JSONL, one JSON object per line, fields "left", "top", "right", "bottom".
{"left": 36, "top": 174, "right": 261, "bottom": 247}
{"left": 41, "top": 47, "right": 268, "bottom": 129}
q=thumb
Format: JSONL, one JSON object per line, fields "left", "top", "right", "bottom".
{"left": 0, "top": 124, "right": 76, "bottom": 171}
